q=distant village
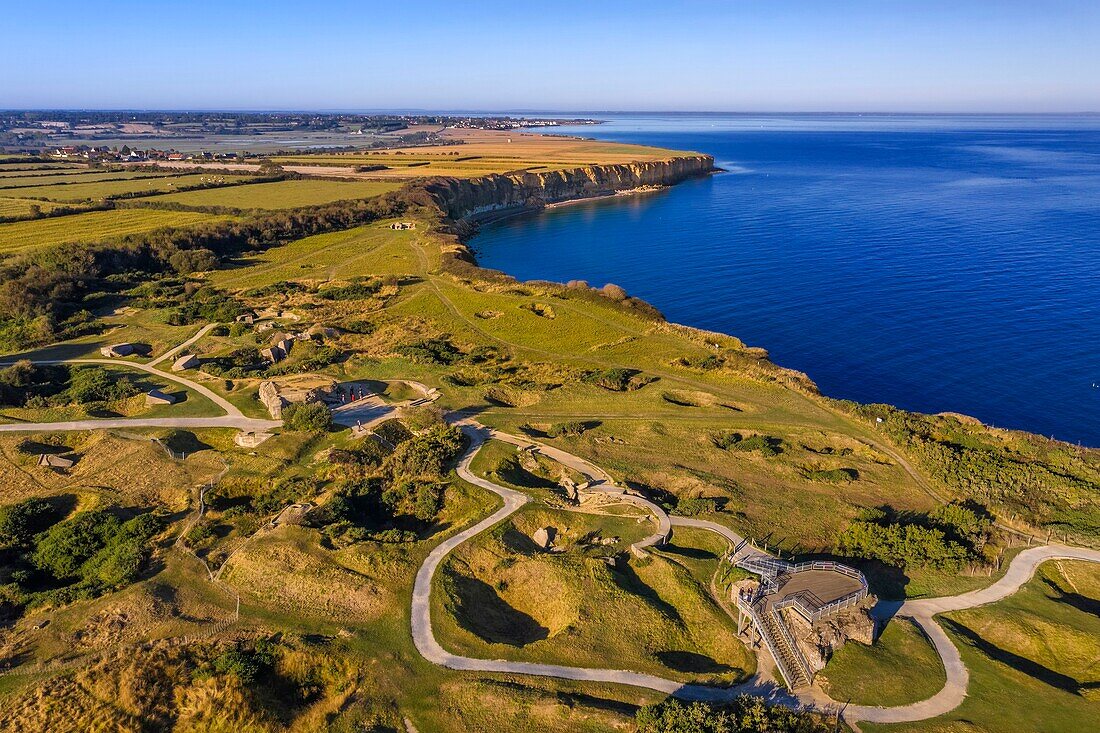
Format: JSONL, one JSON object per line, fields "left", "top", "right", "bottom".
{"left": 49, "top": 144, "right": 242, "bottom": 163}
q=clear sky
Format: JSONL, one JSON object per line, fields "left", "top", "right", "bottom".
{"left": 3, "top": 0, "right": 1098, "bottom": 112}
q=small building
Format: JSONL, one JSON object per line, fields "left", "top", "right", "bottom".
{"left": 145, "top": 389, "right": 177, "bottom": 407}
{"left": 172, "top": 353, "right": 200, "bottom": 372}
{"left": 37, "top": 454, "right": 75, "bottom": 469}
{"left": 390, "top": 222, "right": 416, "bottom": 230}
{"left": 235, "top": 313, "right": 255, "bottom": 324}
{"left": 99, "top": 343, "right": 135, "bottom": 358}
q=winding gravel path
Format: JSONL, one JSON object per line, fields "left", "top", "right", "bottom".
{"left": 412, "top": 428, "right": 1100, "bottom": 725}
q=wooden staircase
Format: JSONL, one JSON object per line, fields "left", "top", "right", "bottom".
{"left": 758, "top": 602, "right": 811, "bottom": 690}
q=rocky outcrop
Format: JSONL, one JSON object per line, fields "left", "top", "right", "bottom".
{"left": 421, "top": 155, "right": 716, "bottom": 222}
{"left": 786, "top": 600, "right": 878, "bottom": 675}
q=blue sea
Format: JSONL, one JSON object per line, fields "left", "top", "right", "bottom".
{"left": 470, "top": 114, "right": 1100, "bottom": 446}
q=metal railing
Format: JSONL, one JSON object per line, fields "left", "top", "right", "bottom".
{"left": 775, "top": 586, "right": 868, "bottom": 623}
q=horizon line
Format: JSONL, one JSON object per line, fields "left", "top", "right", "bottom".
{"left": 3, "top": 108, "right": 1100, "bottom": 117}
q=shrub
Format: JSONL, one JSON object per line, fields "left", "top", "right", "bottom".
{"left": 711, "top": 431, "right": 782, "bottom": 456}
{"left": 582, "top": 367, "right": 650, "bottom": 392}
{"left": 0, "top": 498, "right": 59, "bottom": 548}
{"left": 283, "top": 402, "right": 332, "bottom": 432}
{"left": 396, "top": 337, "right": 462, "bottom": 365}
{"left": 67, "top": 366, "right": 138, "bottom": 404}
{"left": 317, "top": 279, "right": 381, "bottom": 301}
{"left": 546, "top": 421, "right": 590, "bottom": 438}
{"left": 636, "top": 697, "right": 828, "bottom": 733}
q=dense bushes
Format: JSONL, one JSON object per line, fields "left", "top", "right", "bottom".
{"left": 636, "top": 697, "right": 828, "bottom": 733}
{"left": 0, "top": 361, "right": 138, "bottom": 408}
{"left": 313, "top": 422, "right": 466, "bottom": 545}
{"left": 282, "top": 402, "right": 332, "bottom": 432}
{"left": 711, "top": 431, "right": 783, "bottom": 457}
{"left": 841, "top": 402, "right": 1100, "bottom": 540}
{"left": 1, "top": 503, "right": 162, "bottom": 617}
{"left": 835, "top": 502, "right": 995, "bottom": 570}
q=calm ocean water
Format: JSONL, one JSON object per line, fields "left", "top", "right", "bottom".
{"left": 471, "top": 114, "right": 1100, "bottom": 445}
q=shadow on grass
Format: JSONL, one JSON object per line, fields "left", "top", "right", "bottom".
{"left": 446, "top": 570, "right": 549, "bottom": 646}
{"left": 655, "top": 650, "right": 734, "bottom": 674}
{"left": 1042, "top": 576, "right": 1100, "bottom": 619}
{"left": 944, "top": 618, "right": 1095, "bottom": 696}
{"left": 609, "top": 560, "right": 683, "bottom": 624}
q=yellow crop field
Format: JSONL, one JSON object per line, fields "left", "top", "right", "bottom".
{"left": 144, "top": 178, "right": 402, "bottom": 210}
{"left": 273, "top": 128, "right": 690, "bottom": 179}
{"left": 0, "top": 209, "right": 229, "bottom": 252}
{"left": 6, "top": 173, "right": 251, "bottom": 202}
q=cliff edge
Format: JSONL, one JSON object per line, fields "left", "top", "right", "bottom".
{"left": 419, "top": 154, "right": 715, "bottom": 222}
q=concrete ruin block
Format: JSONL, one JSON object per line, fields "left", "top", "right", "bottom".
{"left": 172, "top": 353, "right": 200, "bottom": 371}
{"left": 99, "top": 343, "right": 134, "bottom": 358}
{"left": 145, "top": 389, "right": 177, "bottom": 406}
{"left": 234, "top": 431, "right": 273, "bottom": 448}
{"left": 37, "top": 453, "right": 75, "bottom": 469}
{"left": 258, "top": 380, "right": 287, "bottom": 419}
{"left": 532, "top": 526, "right": 555, "bottom": 550}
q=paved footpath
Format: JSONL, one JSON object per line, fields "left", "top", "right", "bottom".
{"left": 412, "top": 428, "right": 1100, "bottom": 725}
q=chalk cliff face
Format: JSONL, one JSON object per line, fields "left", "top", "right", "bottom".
{"left": 420, "top": 155, "right": 715, "bottom": 221}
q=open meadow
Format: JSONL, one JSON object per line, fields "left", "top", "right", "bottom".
{"left": 4, "top": 173, "right": 252, "bottom": 202}
{"left": 142, "top": 178, "right": 403, "bottom": 210}
{"left": 0, "top": 170, "right": 167, "bottom": 189}
{"left": 0, "top": 208, "right": 231, "bottom": 251}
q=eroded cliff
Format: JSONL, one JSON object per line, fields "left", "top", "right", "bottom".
{"left": 420, "top": 155, "right": 715, "bottom": 221}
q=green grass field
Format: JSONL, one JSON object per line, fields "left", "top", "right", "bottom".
{"left": 865, "top": 560, "right": 1100, "bottom": 733}
{"left": 0, "top": 197, "right": 80, "bottom": 218}
{"left": 209, "top": 222, "right": 420, "bottom": 289}
{"left": 431, "top": 501, "right": 755, "bottom": 685}
{"left": 0, "top": 170, "right": 167, "bottom": 189}
{"left": 5, "top": 173, "right": 251, "bottom": 202}
{"left": 819, "top": 618, "right": 946, "bottom": 706}
{"left": 143, "top": 178, "right": 402, "bottom": 210}
{"left": 0, "top": 165, "right": 90, "bottom": 177}
{"left": 0, "top": 209, "right": 230, "bottom": 252}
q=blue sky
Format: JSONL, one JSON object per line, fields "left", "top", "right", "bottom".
{"left": 3, "top": 0, "right": 1098, "bottom": 112}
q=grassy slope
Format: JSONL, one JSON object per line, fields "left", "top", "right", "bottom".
{"left": 818, "top": 618, "right": 946, "bottom": 706}
{"left": 865, "top": 560, "right": 1100, "bottom": 733}
{"left": 431, "top": 502, "right": 754, "bottom": 685}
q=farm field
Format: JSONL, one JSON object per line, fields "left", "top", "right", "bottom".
{"left": 271, "top": 127, "right": 692, "bottom": 179}
{"left": 5, "top": 172, "right": 251, "bottom": 202}
{"left": 0, "top": 165, "right": 90, "bottom": 177}
{"left": 143, "top": 178, "right": 402, "bottom": 210}
{"left": 0, "top": 170, "right": 168, "bottom": 188}
{"left": 0, "top": 161, "right": 85, "bottom": 170}
{"left": 0, "top": 197, "right": 81, "bottom": 218}
{"left": 0, "top": 208, "right": 229, "bottom": 251}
